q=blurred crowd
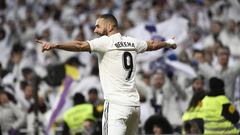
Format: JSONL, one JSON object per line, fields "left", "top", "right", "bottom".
{"left": 0, "top": 0, "right": 240, "bottom": 134}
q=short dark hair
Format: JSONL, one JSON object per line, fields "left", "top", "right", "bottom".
{"left": 22, "top": 67, "right": 33, "bottom": 76}
{"left": 73, "top": 92, "right": 85, "bottom": 105}
{"left": 209, "top": 77, "right": 224, "bottom": 91}
{"left": 217, "top": 46, "right": 230, "bottom": 55}
{"left": 0, "top": 89, "right": 6, "bottom": 95}
{"left": 192, "top": 75, "right": 204, "bottom": 83}
{"left": 88, "top": 88, "right": 98, "bottom": 95}
{"left": 99, "top": 14, "right": 118, "bottom": 28}
{"left": 20, "top": 81, "right": 30, "bottom": 90}
{"left": 208, "top": 77, "right": 225, "bottom": 96}
{"left": 193, "top": 49, "right": 204, "bottom": 54}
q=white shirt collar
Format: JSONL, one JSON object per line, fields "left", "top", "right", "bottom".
{"left": 109, "top": 33, "right": 121, "bottom": 38}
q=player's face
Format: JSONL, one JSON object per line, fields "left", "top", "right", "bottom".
{"left": 94, "top": 18, "right": 108, "bottom": 36}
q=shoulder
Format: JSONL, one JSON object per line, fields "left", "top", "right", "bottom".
{"left": 90, "top": 35, "right": 109, "bottom": 42}
{"left": 88, "top": 36, "right": 111, "bottom": 52}
{"left": 203, "top": 95, "right": 230, "bottom": 103}
{"left": 123, "top": 35, "right": 140, "bottom": 42}
{"left": 217, "top": 95, "right": 230, "bottom": 102}
{"left": 124, "top": 36, "right": 148, "bottom": 53}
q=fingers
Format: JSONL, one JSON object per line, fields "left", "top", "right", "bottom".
{"left": 171, "top": 44, "right": 177, "bottom": 49}
{"left": 166, "top": 37, "right": 177, "bottom": 49}
{"left": 171, "top": 37, "right": 177, "bottom": 49}
{"left": 35, "top": 40, "right": 44, "bottom": 44}
{"left": 169, "top": 43, "right": 177, "bottom": 49}
{"left": 43, "top": 43, "right": 52, "bottom": 52}
{"left": 36, "top": 39, "right": 52, "bottom": 52}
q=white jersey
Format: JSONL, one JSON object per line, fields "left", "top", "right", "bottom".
{"left": 88, "top": 33, "right": 147, "bottom": 106}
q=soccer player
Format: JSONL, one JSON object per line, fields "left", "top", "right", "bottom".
{"left": 36, "top": 14, "right": 176, "bottom": 135}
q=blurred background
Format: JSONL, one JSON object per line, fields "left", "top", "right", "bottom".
{"left": 0, "top": 0, "right": 240, "bottom": 134}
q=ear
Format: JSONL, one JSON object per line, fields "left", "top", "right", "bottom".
{"left": 107, "top": 24, "right": 113, "bottom": 32}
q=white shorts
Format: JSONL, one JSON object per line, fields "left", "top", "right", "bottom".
{"left": 102, "top": 101, "right": 140, "bottom": 135}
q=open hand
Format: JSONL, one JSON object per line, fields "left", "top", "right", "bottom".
{"left": 36, "top": 40, "right": 56, "bottom": 52}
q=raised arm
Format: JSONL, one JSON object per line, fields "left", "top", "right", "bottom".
{"left": 146, "top": 39, "right": 177, "bottom": 51}
{"left": 36, "top": 40, "right": 91, "bottom": 52}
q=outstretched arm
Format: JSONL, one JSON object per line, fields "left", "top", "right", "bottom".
{"left": 36, "top": 40, "right": 91, "bottom": 52}
{"left": 146, "top": 38, "right": 177, "bottom": 51}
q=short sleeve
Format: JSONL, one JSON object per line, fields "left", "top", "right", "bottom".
{"left": 135, "top": 40, "right": 147, "bottom": 53}
{"left": 87, "top": 36, "right": 109, "bottom": 53}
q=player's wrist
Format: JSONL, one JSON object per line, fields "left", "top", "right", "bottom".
{"left": 165, "top": 39, "right": 176, "bottom": 49}
{"left": 165, "top": 38, "right": 175, "bottom": 45}
{"left": 52, "top": 43, "right": 58, "bottom": 49}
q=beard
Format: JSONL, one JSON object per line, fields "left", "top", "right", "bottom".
{"left": 97, "top": 28, "right": 108, "bottom": 36}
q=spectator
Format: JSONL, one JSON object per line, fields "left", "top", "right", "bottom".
{"left": 87, "top": 88, "right": 104, "bottom": 119}
{"left": 199, "top": 46, "right": 240, "bottom": 100}
{"left": 192, "top": 50, "right": 205, "bottom": 64}
{"left": 181, "top": 75, "right": 206, "bottom": 112}
{"left": 219, "top": 19, "right": 240, "bottom": 57}
{"left": 149, "top": 70, "right": 185, "bottom": 133}
{"left": 203, "top": 20, "right": 223, "bottom": 49}
{"left": 18, "top": 81, "right": 34, "bottom": 112}
{"left": 0, "top": 90, "right": 25, "bottom": 135}
{"left": 200, "top": 77, "right": 239, "bottom": 134}
{"left": 217, "top": 47, "right": 240, "bottom": 87}
{"left": 6, "top": 43, "right": 25, "bottom": 73}
{"left": 62, "top": 93, "right": 96, "bottom": 135}
{"left": 182, "top": 90, "right": 206, "bottom": 134}
{"left": 87, "top": 88, "right": 103, "bottom": 107}
{"left": 26, "top": 96, "right": 47, "bottom": 135}
{"left": 149, "top": 71, "right": 166, "bottom": 114}
{"left": 144, "top": 114, "right": 173, "bottom": 134}
{"left": 3, "top": 43, "right": 29, "bottom": 87}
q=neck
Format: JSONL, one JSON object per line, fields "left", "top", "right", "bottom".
{"left": 107, "top": 30, "right": 118, "bottom": 36}
{"left": 208, "top": 90, "right": 225, "bottom": 96}
{"left": 221, "top": 65, "right": 228, "bottom": 71}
